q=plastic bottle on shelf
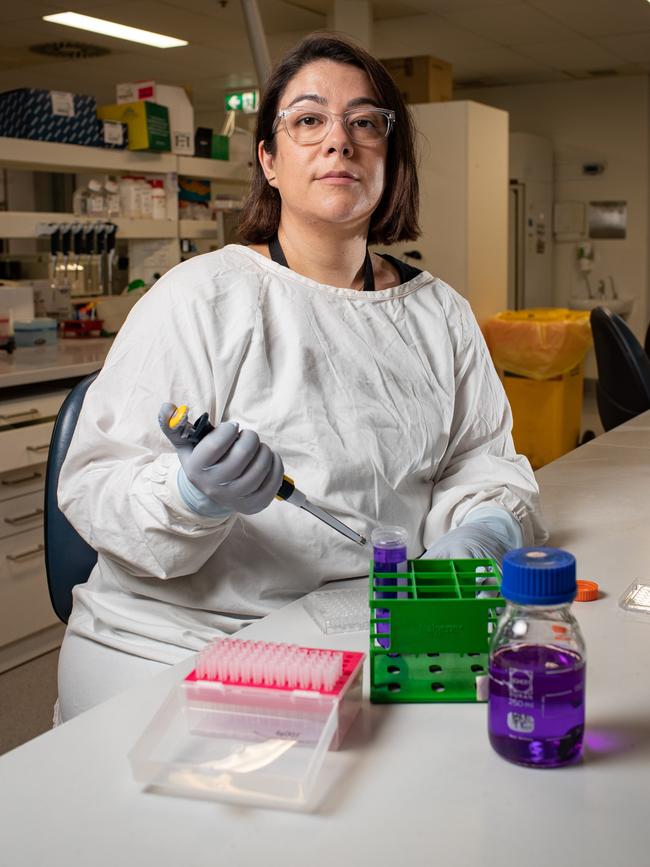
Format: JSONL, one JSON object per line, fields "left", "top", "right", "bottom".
{"left": 118, "top": 176, "right": 140, "bottom": 219}
{"left": 72, "top": 183, "right": 88, "bottom": 217}
{"left": 488, "top": 547, "right": 586, "bottom": 768}
{"left": 104, "top": 178, "right": 120, "bottom": 219}
{"left": 150, "top": 179, "right": 167, "bottom": 220}
{"left": 86, "top": 178, "right": 105, "bottom": 218}
{"left": 138, "top": 177, "right": 153, "bottom": 220}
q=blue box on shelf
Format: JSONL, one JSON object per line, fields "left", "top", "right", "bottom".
{"left": 0, "top": 89, "right": 103, "bottom": 147}
{"left": 14, "top": 318, "right": 58, "bottom": 347}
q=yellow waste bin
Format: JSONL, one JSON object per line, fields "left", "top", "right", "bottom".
{"left": 483, "top": 309, "right": 593, "bottom": 469}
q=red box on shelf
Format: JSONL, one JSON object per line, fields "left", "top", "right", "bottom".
{"left": 61, "top": 319, "right": 104, "bottom": 338}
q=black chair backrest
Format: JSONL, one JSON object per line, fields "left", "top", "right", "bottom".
{"left": 44, "top": 370, "right": 99, "bottom": 623}
{"left": 590, "top": 307, "right": 650, "bottom": 432}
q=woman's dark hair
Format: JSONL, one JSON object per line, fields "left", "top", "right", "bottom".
{"left": 238, "top": 32, "right": 420, "bottom": 245}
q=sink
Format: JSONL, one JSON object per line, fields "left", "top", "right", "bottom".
{"left": 568, "top": 296, "right": 634, "bottom": 319}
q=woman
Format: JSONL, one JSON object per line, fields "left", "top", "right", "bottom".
{"left": 56, "top": 33, "right": 545, "bottom": 722}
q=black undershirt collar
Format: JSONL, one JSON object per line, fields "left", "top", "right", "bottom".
{"left": 266, "top": 235, "right": 423, "bottom": 290}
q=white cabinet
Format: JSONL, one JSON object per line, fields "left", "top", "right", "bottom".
{"left": 0, "top": 527, "right": 51, "bottom": 647}
{"left": 376, "top": 100, "right": 509, "bottom": 326}
{"left": 0, "top": 491, "right": 44, "bottom": 540}
{"left": 0, "top": 387, "right": 70, "bottom": 671}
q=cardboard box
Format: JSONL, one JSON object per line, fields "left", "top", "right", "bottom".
{"left": 194, "top": 126, "right": 212, "bottom": 158}
{"left": 0, "top": 282, "right": 35, "bottom": 322}
{"left": 211, "top": 134, "right": 229, "bottom": 161}
{"left": 97, "top": 101, "right": 170, "bottom": 152}
{"left": 32, "top": 281, "right": 71, "bottom": 319}
{"left": 380, "top": 56, "right": 453, "bottom": 104}
{"left": 116, "top": 81, "right": 194, "bottom": 155}
{"left": 0, "top": 88, "right": 103, "bottom": 146}
{"left": 178, "top": 175, "right": 211, "bottom": 220}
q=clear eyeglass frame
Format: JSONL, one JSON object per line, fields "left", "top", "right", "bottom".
{"left": 273, "top": 106, "right": 396, "bottom": 144}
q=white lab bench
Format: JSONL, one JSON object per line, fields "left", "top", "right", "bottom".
{"left": 0, "top": 412, "right": 649, "bottom": 866}
{"left": 0, "top": 338, "right": 112, "bottom": 671}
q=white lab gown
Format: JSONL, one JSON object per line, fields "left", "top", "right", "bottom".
{"left": 58, "top": 244, "right": 545, "bottom": 668}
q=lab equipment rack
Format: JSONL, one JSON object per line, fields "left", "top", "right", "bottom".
{"left": 369, "top": 558, "right": 503, "bottom": 703}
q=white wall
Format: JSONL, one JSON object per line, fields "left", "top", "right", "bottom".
{"left": 461, "top": 75, "right": 649, "bottom": 345}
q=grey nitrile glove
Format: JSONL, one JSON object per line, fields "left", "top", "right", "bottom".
{"left": 158, "top": 403, "right": 284, "bottom": 517}
{"left": 422, "top": 505, "right": 523, "bottom": 565}
{"left": 422, "top": 505, "right": 524, "bottom": 598}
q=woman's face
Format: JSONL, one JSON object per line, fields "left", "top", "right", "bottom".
{"left": 259, "top": 59, "right": 388, "bottom": 232}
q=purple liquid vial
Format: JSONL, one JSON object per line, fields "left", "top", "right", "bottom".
{"left": 488, "top": 547, "right": 586, "bottom": 768}
{"left": 371, "top": 526, "right": 408, "bottom": 650}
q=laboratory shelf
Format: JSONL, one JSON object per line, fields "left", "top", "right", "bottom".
{"left": 0, "top": 136, "right": 176, "bottom": 175}
{"left": 177, "top": 154, "right": 250, "bottom": 183}
{"left": 112, "top": 218, "right": 177, "bottom": 239}
{"left": 0, "top": 138, "right": 249, "bottom": 247}
{"left": 178, "top": 219, "right": 221, "bottom": 240}
{"left": 0, "top": 137, "right": 250, "bottom": 183}
{"left": 0, "top": 212, "right": 178, "bottom": 240}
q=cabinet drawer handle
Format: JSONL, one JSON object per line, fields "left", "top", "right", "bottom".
{"left": 0, "top": 408, "right": 40, "bottom": 421}
{"left": 26, "top": 444, "right": 50, "bottom": 453}
{"left": 1, "top": 471, "right": 43, "bottom": 487}
{"left": 4, "top": 508, "right": 44, "bottom": 526}
{"left": 6, "top": 543, "right": 44, "bottom": 563}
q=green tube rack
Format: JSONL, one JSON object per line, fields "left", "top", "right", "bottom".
{"left": 369, "top": 558, "right": 503, "bottom": 703}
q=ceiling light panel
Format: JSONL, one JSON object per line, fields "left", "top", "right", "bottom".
{"left": 43, "top": 12, "right": 188, "bottom": 48}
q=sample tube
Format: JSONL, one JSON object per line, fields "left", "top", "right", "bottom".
{"left": 371, "top": 526, "right": 408, "bottom": 649}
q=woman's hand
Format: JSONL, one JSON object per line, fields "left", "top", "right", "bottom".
{"left": 159, "top": 403, "right": 284, "bottom": 516}
{"left": 422, "top": 505, "right": 524, "bottom": 565}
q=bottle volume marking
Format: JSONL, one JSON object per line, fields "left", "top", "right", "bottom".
{"left": 507, "top": 712, "right": 535, "bottom": 733}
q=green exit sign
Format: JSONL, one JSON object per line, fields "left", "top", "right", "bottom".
{"left": 224, "top": 90, "right": 259, "bottom": 113}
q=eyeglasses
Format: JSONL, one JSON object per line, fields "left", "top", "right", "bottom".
{"left": 273, "top": 106, "right": 395, "bottom": 145}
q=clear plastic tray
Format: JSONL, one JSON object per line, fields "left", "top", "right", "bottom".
{"left": 129, "top": 645, "right": 364, "bottom": 811}
{"left": 619, "top": 581, "right": 650, "bottom": 615}
{"left": 303, "top": 587, "right": 369, "bottom": 634}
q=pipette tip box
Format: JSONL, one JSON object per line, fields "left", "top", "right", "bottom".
{"left": 129, "top": 639, "right": 364, "bottom": 810}
{"left": 369, "top": 558, "right": 502, "bottom": 703}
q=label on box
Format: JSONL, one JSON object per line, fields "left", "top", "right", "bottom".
{"left": 102, "top": 121, "right": 125, "bottom": 146}
{"left": 50, "top": 91, "right": 75, "bottom": 118}
{"left": 174, "top": 131, "right": 193, "bottom": 153}
{"left": 117, "top": 81, "right": 155, "bottom": 103}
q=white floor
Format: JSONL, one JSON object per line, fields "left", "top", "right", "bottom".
{"left": 0, "top": 380, "right": 606, "bottom": 756}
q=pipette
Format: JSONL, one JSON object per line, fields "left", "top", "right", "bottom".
{"left": 167, "top": 405, "right": 367, "bottom": 547}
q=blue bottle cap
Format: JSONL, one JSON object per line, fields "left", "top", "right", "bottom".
{"left": 501, "top": 547, "right": 576, "bottom": 605}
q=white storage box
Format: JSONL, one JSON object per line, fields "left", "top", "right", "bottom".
{"left": 0, "top": 282, "right": 35, "bottom": 323}
{"left": 116, "top": 81, "right": 194, "bottom": 155}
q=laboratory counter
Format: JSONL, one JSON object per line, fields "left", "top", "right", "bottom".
{"left": 0, "top": 337, "right": 112, "bottom": 389}
{"left": 0, "top": 338, "right": 113, "bottom": 671}
{"left": 0, "top": 413, "right": 649, "bottom": 866}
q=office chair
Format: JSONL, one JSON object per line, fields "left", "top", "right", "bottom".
{"left": 44, "top": 370, "right": 99, "bottom": 623}
{"left": 590, "top": 307, "right": 650, "bottom": 432}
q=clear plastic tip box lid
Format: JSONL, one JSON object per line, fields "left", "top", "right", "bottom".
{"left": 619, "top": 581, "right": 650, "bottom": 615}
{"left": 128, "top": 639, "right": 364, "bottom": 812}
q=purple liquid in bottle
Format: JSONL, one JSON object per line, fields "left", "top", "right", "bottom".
{"left": 488, "top": 644, "right": 585, "bottom": 767}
